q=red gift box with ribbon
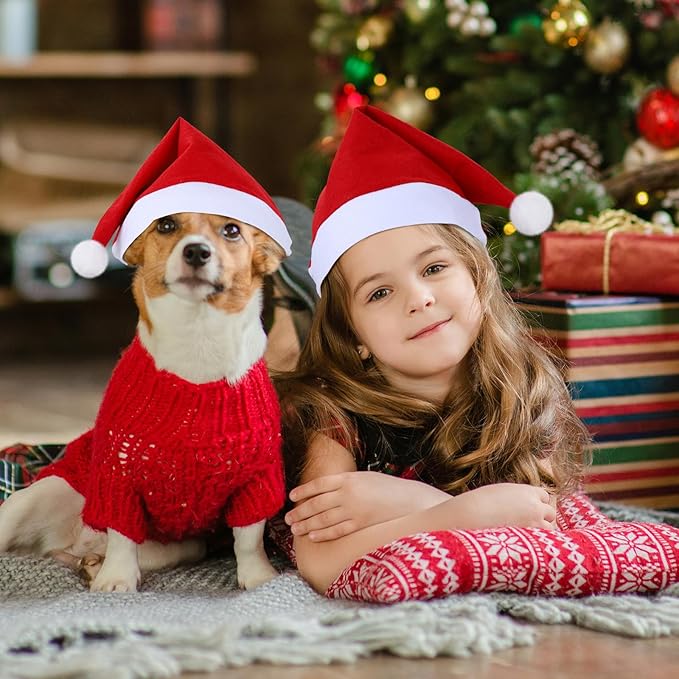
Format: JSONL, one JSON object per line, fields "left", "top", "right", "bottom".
{"left": 541, "top": 210, "right": 679, "bottom": 296}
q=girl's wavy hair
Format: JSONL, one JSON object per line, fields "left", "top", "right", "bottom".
{"left": 275, "top": 224, "right": 590, "bottom": 497}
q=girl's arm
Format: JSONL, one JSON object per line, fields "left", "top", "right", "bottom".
{"left": 285, "top": 435, "right": 451, "bottom": 541}
{"left": 293, "top": 434, "right": 555, "bottom": 593}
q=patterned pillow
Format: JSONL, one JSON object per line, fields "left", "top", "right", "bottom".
{"left": 326, "top": 494, "right": 679, "bottom": 602}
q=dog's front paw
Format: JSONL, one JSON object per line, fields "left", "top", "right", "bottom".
{"left": 237, "top": 558, "right": 278, "bottom": 590}
{"left": 90, "top": 560, "right": 140, "bottom": 592}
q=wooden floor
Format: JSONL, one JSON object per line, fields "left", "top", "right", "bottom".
{"left": 2, "top": 354, "right": 679, "bottom": 677}
{"left": 185, "top": 625, "right": 679, "bottom": 678}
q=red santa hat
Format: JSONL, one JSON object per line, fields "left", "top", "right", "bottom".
{"left": 71, "top": 117, "right": 292, "bottom": 278}
{"left": 309, "top": 105, "right": 552, "bottom": 293}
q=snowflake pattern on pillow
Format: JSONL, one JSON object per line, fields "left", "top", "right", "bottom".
{"left": 326, "top": 494, "right": 679, "bottom": 602}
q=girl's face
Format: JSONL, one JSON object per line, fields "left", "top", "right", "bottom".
{"left": 339, "top": 225, "right": 482, "bottom": 402}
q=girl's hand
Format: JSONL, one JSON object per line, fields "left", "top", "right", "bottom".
{"left": 452, "top": 483, "right": 556, "bottom": 530}
{"left": 286, "top": 471, "right": 449, "bottom": 542}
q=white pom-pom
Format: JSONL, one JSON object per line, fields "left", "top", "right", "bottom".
{"left": 509, "top": 191, "right": 554, "bottom": 236}
{"left": 70, "top": 239, "right": 109, "bottom": 278}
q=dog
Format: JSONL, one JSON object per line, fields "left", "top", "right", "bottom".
{"left": 0, "top": 211, "right": 286, "bottom": 592}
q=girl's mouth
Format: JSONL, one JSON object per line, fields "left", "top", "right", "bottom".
{"left": 409, "top": 318, "right": 450, "bottom": 340}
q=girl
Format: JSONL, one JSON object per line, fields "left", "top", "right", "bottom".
{"left": 276, "top": 106, "right": 590, "bottom": 594}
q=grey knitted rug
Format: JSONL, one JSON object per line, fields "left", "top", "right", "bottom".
{"left": 1, "top": 503, "right": 678, "bottom": 679}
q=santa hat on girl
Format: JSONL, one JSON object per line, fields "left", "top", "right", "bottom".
{"left": 309, "top": 105, "right": 552, "bottom": 293}
{"left": 71, "top": 117, "right": 292, "bottom": 278}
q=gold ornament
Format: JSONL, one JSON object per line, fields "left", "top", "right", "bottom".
{"left": 382, "top": 86, "right": 433, "bottom": 129}
{"left": 356, "top": 15, "right": 393, "bottom": 50}
{"left": 583, "top": 19, "right": 630, "bottom": 74}
{"left": 403, "top": 0, "right": 436, "bottom": 24}
{"left": 668, "top": 55, "right": 679, "bottom": 97}
{"left": 542, "top": 0, "right": 591, "bottom": 48}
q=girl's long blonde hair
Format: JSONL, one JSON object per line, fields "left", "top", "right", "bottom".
{"left": 275, "top": 224, "right": 590, "bottom": 497}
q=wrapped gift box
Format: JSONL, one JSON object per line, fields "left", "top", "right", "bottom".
{"left": 540, "top": 231, "right": 679, "bottom": 296}
{"left": 514, "top": 290, "right": 679, "bottom": 509}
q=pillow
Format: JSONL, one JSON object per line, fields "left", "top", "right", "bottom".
{"left": 326, "top": 494, "right": 679, "bottom": 602}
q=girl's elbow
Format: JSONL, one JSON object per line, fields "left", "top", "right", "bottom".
{"left": 294, "top": 538, "right": 342, "bottom": 594}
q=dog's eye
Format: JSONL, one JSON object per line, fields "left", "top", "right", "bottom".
{"left": 221, "top": 222, "right": 241, "bottom": 241}
{"left": 156, "top": 218, "right": 177, "bottom": 234}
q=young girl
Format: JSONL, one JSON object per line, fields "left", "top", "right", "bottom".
{"left": 276, "top": 105, "right": 590, "bottom": 593}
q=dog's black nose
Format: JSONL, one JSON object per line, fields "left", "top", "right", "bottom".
{"left": 183, "top": 243, "right": 211, "bottom": 268}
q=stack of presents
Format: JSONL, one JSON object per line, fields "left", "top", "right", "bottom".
{"left": 514, "top": 213, "right": 679, "bottom": 510}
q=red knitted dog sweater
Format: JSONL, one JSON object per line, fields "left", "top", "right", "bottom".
{"left": 38, "top": 336, "right": 285, "bottom": 543}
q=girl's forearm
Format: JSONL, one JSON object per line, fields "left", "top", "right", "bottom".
{"left": 295, "top": 496, "right": 463, "bottom": 593}
{"left": 295, "top": 483, "right": 556, "bottom": 593}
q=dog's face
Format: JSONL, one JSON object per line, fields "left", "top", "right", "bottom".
{"left": 124, "top": 212, "right": 284, "bottom": 321}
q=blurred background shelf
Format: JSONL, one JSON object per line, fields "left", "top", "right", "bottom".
{"left": 0, "top": 50, "right": 256, "bottom": 78}
{"left": 0, "top": 50, "right": 256, "bottom": 141}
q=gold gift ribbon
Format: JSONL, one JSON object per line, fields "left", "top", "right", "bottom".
{"left": 553, "top": 209, "right": 678, "bottom": 294}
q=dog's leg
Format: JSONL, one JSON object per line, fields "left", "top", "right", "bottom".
{"left": 232, "top": 520, "right": 278, "bottom": 589}
{"left": 0, "top": 476, "right": 84, "bottom": 555}
{"left": 90, "top": 529, "right": 140, "bottom": 592}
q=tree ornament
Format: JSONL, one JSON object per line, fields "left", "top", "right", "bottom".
{"left": 652, "top": 210, "right": 674, "bottom": 227}
{"left": 542, "top": 0, "right": 591, "bottom": 48}
{"left": 668, "top": 55, "right": 679, "bottom": 97}
{"left": 403, "top": 0, "right": 436, "bottom": 24}
{"left": 638, "top": 0, "right": 679, "bottom": 29}
{"left": 356, "top": 14, "right": 393, "bottom": 50}
{"left": 636, "top": 88, "right": 679, "bottom": 149}
{"left": 446, "top": 0, "right": 496, "bottom": 37}
{"left": 343, "top": 53, "right": 376, "bottom": 87}
{"left": 382, "top": 85, "right": 434, "bottom": 129}
{"left": 311, "top": 12, "right": 353, "bottom": 55}
{"left": 530, "top": 129, "right": 603, "bottom": 181}
{"left": 333, "top": 82, "right": 369, "bottom": 122}
{"left": 583, "top": 19, "right": 630, "bottom": 75}
{"left": 623, "top": 137, "right": 664, "bottom": 172}
{"left": 509, "top": 12, "right": 542, "bottom": 35}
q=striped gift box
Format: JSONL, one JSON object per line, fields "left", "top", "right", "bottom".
{"left": 514, "top": 291, "right": 679, "bottom": 510}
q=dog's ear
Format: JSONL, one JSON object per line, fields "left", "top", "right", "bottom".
{"left": 252, "top": 231, "right": 286, "bottom": 276}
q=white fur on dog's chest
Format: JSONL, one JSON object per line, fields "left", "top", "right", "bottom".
{"left": 139, "top": 290, "right": 267, "bottom": 384}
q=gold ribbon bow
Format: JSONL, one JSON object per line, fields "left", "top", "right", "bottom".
{"left": 553, "top": 209, "right": 678, "bottom": 294}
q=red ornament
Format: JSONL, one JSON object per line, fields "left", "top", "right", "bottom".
{"left": 636, "top": 88, "right": 679, "bottom": 149}
{"left": 333, "top": 83, "right": 369, "bottom": 120}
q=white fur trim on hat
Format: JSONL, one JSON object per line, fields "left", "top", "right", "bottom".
{"left": 111, "top": 181, "right": 292, "bottom": 263}
{"left": 309, "top": 182, "right": 484, "bottom": 294}
{"left": 71, "top": 239, "right": 109, "bottom": 278}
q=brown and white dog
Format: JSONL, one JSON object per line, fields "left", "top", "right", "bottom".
{"left": 0, "top": 211, "right": 286, "bottom": 591}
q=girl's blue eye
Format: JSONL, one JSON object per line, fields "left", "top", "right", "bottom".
{"left": 368, "top": 288, "right": 389, "bottom": 302}
{"left": 424, "top": 264, "right": 445, "bottom": 276}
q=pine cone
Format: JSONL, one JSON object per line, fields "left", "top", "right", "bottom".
{"left": 530, "top": 129, "right": 603, "bottom": 181}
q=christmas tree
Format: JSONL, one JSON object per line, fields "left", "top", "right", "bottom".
{"left": 301, "top": 0, "right": 679, "bottom": 288}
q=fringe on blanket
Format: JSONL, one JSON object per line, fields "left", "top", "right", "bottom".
{"left": 1, "top": 573, "right": 534, "bottom": 679}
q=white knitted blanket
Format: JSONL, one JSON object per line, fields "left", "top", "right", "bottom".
{"left": 1, "top": 503, "right": 678, "bottom": 679}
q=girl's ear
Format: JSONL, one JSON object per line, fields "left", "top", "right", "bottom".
{"left": 357, "top": 344, "right": 372, "bottom": 361}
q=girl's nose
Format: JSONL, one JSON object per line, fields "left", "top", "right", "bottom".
{"left": 408, "top": 282, "right": 434, "bottom": 313}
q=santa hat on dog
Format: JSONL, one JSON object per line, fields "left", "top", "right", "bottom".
{"left": 309, "top": 105, "right": 552, "bottom": 293}
{"left": 71, "top": 117, "right": 292, "bottom": 278}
